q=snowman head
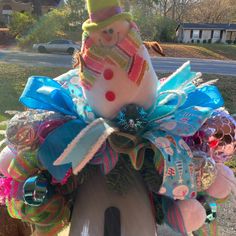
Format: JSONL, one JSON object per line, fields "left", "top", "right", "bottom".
{"left": 88, "top": 20, "right": 130, "bottom": 47}
{"left": 74, "top": 0, "right": 158, "bottom": 120}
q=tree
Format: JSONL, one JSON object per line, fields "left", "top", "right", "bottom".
{"left": 156, "top": 0, "right": 199, "bottom": 22}
{"left": 184, "top": 0, "right": 236, "bottom": 23}
{"left": 120, "top": 0, "right": 131, "bottom": 11}
{"left": 32, "top": 0, "right": 42, "bottom": 17}
{"left": 18, "top": 8, "right": 69, "bottom": 47}
{"left": 65, "top": 0, "right": 88, "bottom": 30}
{"left": 131, "top": 2, "right": 160, "bottom": 40}
{"left": 155, "top": 16, "right": 177, "bottom": 42}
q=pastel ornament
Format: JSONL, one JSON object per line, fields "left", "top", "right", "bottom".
{"left": 8, "top": 151, "right": 40, "bottom": 182}
{"left": 184, "top": 111, "right": 236, "bottom": 164}
{"left": 192, "top": 151, "right": 217, "bottom": 191}
{"left": 176, "top": 199, "right": 206, "bottom": 233}
{"left": 0, "top": 146, "right": 16, "bottom": 178}
{"left": 206, "top": 163, "right": 235, "bottom": 199}
{"left": 202, "top": 111, "right": 236, "bottom": 163}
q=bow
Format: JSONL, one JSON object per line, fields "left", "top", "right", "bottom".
{"left": 20, "top": 62, "right": 224, "bottom": 200}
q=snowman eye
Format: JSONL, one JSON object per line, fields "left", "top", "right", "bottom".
{"left": 108, "top": 28, "right": 114, "bottom": 34}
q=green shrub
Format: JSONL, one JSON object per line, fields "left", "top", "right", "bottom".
{"left": 131, "top": 5, "right": 177, "bottom": 42}
{"left": 0, "top": 20, "right": 6, "bottom": 27}
{"left": 226, "top": 40, "right": 232, "bottom": 44}
{"left": 18, "top": 9, "right": 69, "bottom": 48}
{"left": 9, "top": 12, "right": 36, "bottom": 38}
{"left": 65, "top": 0, "right": 88, "bottom": 30}
{"left": 208, "top": 39, "right": 212, "bottom": 43}
{"left": 132, "top": 6, "right": 159, "bottom": 40}
{"left": 203, "top": 39, "right": 207, "bottom": 44}
{"left": 154, "top": 17, "right": 177, "bottom": 42}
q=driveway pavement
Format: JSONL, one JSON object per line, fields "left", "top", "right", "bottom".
{"left": 0, "top": 50, "right": 236, "bottom": 76}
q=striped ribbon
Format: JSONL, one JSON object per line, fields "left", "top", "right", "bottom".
{"left": 90, "top": 142, "right": 119, "bottom": 174}
{"left": 8, "top": 151, "right": 40, "bottom": 182}
{"left": 162, "top": 197, "right": 188, "bottom": 236}
{"left": 194, "top": 221, "right": 218, "bottom": 236}
{"left": 108, "top": 132, "right": 152, "bottom": 171}
{"left": 6, "top": 195, "right": 70, "bottom": 235}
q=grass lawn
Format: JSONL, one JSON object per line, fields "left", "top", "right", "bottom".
{"left": 199, "top": 43, "right": 236, "bottom": 60}
{"left": 159, "top": 43, "right": 236, "bottom": 60}
{"left": 0, "top": 63, "right": 68, "bottom": 121}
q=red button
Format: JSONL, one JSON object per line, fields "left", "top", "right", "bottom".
{"left": 103, "top": 69, "right": 114, "bottom": 80}
{"left": 105, "top": 91, "right": 116, "bottom": 102}
{"left": 190, "top": 191, "right": 196, "bottom": 198}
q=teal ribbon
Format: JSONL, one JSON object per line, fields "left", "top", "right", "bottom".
{"left": 23, "top": 173, "right": 53, "bottom": 206}
{"left": 54, "top": 118, "right": 117, "bottom": 174}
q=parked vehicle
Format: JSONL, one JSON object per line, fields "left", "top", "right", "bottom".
{"left": 33, "top": 39, "right": 80, "bottom": 54}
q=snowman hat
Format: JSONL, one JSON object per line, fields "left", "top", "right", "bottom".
{"left": 82, "top": 0, "right": 132, "bottom": 32}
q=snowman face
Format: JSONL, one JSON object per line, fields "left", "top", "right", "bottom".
{"left": 89, "top": 20, "right": 130, "bottom": 47}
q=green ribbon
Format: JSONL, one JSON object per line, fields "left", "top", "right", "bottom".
{"left": 108, "top": 132, "right": 159, "bottom": 170}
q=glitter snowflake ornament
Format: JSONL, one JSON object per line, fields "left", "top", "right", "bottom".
{"left": 115, "top": 104, "right": 148, "bottom": 134}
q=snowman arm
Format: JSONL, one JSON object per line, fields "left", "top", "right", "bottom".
{"left": 73, "top": 51, "right": 85, "bottom": 71}
{"left": 143, "top": 41, "right": 165, "bottom": 57}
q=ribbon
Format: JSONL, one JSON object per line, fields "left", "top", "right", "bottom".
{"left": 95, "top": 62, "right": 222, "bottom": 199}
{"left": 144, "top": 130, "right": 197, "bottom": 199}
{"left": 20, "top": 62, "right": 224, "bottom": 200}
{"left": 23, "top": 173, "right": 53, "bottom": 207}
{"left": 194, "top": 220, "right": 219, "bottom": 236}
{"left": 8, "top": 151, "right": 40, "bottom": 182}
{"left": 20, "top": 76, "right": 78, "bottom": 117}
{"left": 6, "top": 195, "right": 70, "bottom": 229}
{"left": 38, "top": 119, "right": 86, "bottom": 181}
{"left": 162, "top": 197, "right": 188, "bottom": 236}
{"left": 90, "top": 142, "right": 119, "bottom": 175}
{"left": 54, "top": 118, "right": 117, "bottom": 174}
{"left": 108, "top": 132, "right": 150, "bottom": 170}
{"left": 55, "top": 69, "right": 97, "bottom": 123}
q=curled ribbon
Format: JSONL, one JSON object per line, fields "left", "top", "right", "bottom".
{"left": 108, "top": 132, "right": 151, "bottom": 170}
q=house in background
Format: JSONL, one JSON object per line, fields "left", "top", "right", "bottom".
{"left": 0, "top": 0, "right": 63, "bottom": 25}
{"left": 176, "top": 23, "right": 236, "bottom": 43}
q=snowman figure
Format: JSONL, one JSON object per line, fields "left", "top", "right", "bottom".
{"left": 70, "top": 0, "right": 159, "bottom": 120}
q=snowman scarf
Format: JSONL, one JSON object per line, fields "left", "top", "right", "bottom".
{"left": 80, "top": 22, "right": 148, "bottom": 90}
